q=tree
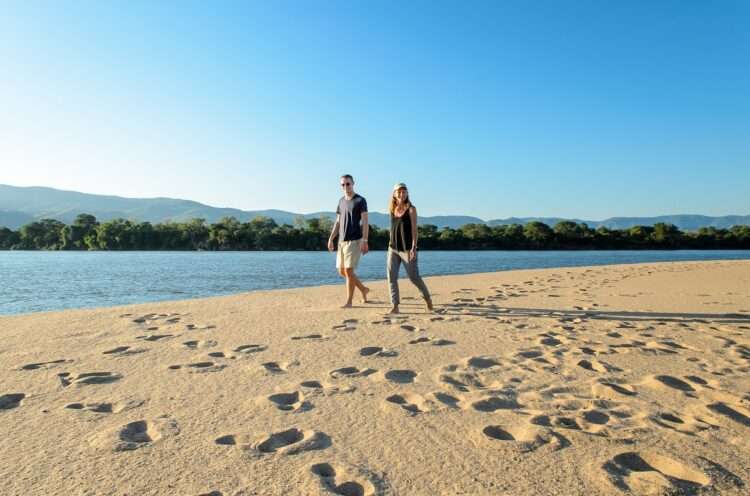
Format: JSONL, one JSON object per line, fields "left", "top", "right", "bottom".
{"left": 627, "top": 225, "right": 654, "bottom": 247}
{"left": 61, "top": 213, "right": 99, "bottom": 250}
{"left": 460, "top": 223, "right": 493, "bottom": 249}
{"left": 248, "top": 216, "right": 278, "bottom": 250}
{"left": 651, "top": 223, "right": 682, "bottom": 248}
{"left": 19, "top": 219, "right": 66, "bottom": 249}
{"left": 0, "top": 227, "right": 19, "bottom": 249}
{"left": 94, "top": 219, "right": 137, "bottom": 250}
{"left": 181, "top": 218, "right": 210, "bottom": 250}
{"left": 209, "top": 217, "right": 243, "bottom": 250}
{"left": 523, "top": 221, "right": 553, "bottom": 248}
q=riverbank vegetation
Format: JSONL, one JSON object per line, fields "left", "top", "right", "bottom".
{"left": 1, "top": 214, "right": 749, "bottom": 250}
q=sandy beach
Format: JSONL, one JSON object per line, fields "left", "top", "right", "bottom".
{"left": 2, "top": 260, "right": 749, "bottom": 496}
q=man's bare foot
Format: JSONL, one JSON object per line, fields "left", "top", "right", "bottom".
{"left": 425, "top": 297, "right": 434, "bottom": 312}
{"left": 340, "top": 302, "right": 353, "bottom": 309}
{"left": 388, "top": 305, "right": 399, "bottom": 314}
{"left": 361, "top": 286, "right": 370, "bottom": 303}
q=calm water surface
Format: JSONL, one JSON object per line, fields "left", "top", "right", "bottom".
{"left": 1, "top": 250, "right": 748, "bottom": 315}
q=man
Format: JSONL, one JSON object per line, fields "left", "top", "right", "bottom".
{"left": 328, "top": 174, "right": 370, "bottom": 308}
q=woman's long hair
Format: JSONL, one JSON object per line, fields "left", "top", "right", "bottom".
{"left": 389, "top": 188, "right": 412, "bottom": 215}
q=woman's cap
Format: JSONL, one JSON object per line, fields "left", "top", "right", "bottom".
{"left": 393, "top": 182, "right": 407, "bottom": 191}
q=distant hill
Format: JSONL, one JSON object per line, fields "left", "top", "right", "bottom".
{"left": 1, "top": 184, "right": 748, "bottom": 231}
{"left": 487, "top": 215, "right": 750, "bottom": 230}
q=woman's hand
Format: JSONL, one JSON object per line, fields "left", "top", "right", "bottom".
{"left": 409, "top": 246, "right": 417, "bottom": 261}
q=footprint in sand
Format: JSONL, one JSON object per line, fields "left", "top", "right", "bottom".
{"left": 65, "top": 402, "right": 114, "bottom": 413}
{"left": 168, "top": 362, "right": 226, "bottom": 373}
{"left": 267, "top": 391, "right": 311, "bottom": 412}
{"left": 234, "top": 344, "right": 267, "bottom": 354}
{"left": 183, "top": 340, "right": 218, "bottom": 350}
{"left": 408, "top": 336, "right": 455, "bottom": 346}
{"left": 642, "top": 375, "right": 697, "bottom": 395}
{"left": 577, "top": 359, "right": 620, "bottom": 373}
{"left": 330, "top": 366, "right": 377, "bottom": 379}
{"left": 529, "top": 415, "right": 582, "bottom": 431}
{"left": 91, "top": 416, "right": 180, "bottom": 452}
{"left": 471, "top": 394, "right": 521, "bottom": 412}
{"left": 261, "top": 361, "right": 298, "bottom": 374}
{"left": 136, "top": 334, "right": 174, "bottom": 342}
{"left": 58, "top": 372, "right": 123, "bottom": 387}
{"left": 64, "top": 398, "right": 144, "bottom": 414}
{"left": 706, "top": 402, "right": 750, "bottom": 427}
{"left": 299, "top": 380, "right": 356, "bottom": 395}
{"left": 651, "top": 411, "right": 715, "bottom": 435}
{"left": 0, "top": 393, "right": 25, "bottom": 410}
{"left": 291, "top": 334, "right": 328, "bottom": 341}
{"left": 592, "top": 380, "right": 637, "bottom": 398}
{"left": 383, "top": 369, "right": 417, "bottom": 384}
{"left": 102, "top": 346, "right": 147, "bottom": 357}
{"left": 310, "top": 463, "right": 376, "bottom": 496}
{"left": 217, "top": 428, "right": 330, "bottom": 455}
{"left": 359, "top": 346, "right": 398, "bottom": 357}
{"left": 437, "top": 370, "right": 486, "bottom": 393}
{"left": 602, "top": 452, "right": 711, "bottom": 494}
{"left": 18, "top": 359, "right": 72, "bottom": 370}
{"left": 481, "top": 424, "right": 554, "bottom": 452}
{"left": 332, "top": 319, "right": 358, "bottom": 331}
{"left": 466, "top": 356, "right": 502, "bottom": 369}
{"left": 400, "top": 324, "right": 419, "bottom": 332}
{"left": 385, "top": 393, "right": 429, "bottom": 414}
{"left": 185, "top": 323, "right": 216, "bottom": 331}
{"left": 538, "top": 335, "right": 563, "bottom": 347}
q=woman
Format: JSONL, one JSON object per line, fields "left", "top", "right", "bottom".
{"left": 387, "top": 183, "right": 433, "bottom": 313}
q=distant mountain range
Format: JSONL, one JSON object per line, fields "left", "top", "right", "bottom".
{"left": 1, "top": 184, "right": 748, "bottom": 231}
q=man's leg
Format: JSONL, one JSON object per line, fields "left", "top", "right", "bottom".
{"left": 343, "top": 268, "right": 356, "bottom": 307}
{"left": 337, "top": 246, "right": 351, "bottom": 307}
{"left": 351, "top": 270, "right": 368, "bottom": 294}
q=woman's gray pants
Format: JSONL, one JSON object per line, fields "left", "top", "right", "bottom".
{"left": 387, "top": 248, "right": 431, "bottom": 305}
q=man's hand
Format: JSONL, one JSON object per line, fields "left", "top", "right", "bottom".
{"left": 327, "top": 239, "right": 335, "bottom": 252}
{"left": 361, "top": 240, "right": 369, "bottom": 255}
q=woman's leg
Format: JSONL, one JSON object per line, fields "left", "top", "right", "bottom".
{"left": 387, "top": 249, "right": 402, "bottom": 309}
{"left": 403, "top": 254, "right": 431, "bottom": 306}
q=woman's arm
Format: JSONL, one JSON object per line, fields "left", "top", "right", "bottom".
{"left": 409, "top": 207, "right": 418, "bottom": 259}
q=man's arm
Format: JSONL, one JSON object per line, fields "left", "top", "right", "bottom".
{"left": 327, "top": 214, "right": 340, "bottom": 251}
{"left": 361, "top": 212, "right": 369, "bottom": 254}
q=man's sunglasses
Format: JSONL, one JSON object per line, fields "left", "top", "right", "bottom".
{"left": 341, "top": 182, "right": 352, "bottom": 186}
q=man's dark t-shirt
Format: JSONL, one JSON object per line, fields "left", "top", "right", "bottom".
{"left": 337, "top": 194, "right": 368, "bottom": 241}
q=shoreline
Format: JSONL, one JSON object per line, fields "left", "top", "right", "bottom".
{"left": 4, "top": 255, "right": 750, "bottom": 319}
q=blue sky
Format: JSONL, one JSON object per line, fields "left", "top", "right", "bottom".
{"left": 2, "top": 1, "right": 748, "bottom": 220}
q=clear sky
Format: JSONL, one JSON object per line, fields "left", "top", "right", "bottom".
{"left": 2, "top": 1, "right": 748, "bottom": 220}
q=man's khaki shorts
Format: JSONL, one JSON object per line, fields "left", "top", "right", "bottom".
{"left": 336, "top": 239, "right": 362, "bottom": 270}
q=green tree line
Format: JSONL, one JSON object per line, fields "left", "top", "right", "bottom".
{"left": 1, "top": 214, "right": 749, "bottom": 251}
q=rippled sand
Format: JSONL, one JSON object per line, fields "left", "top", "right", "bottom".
{"left": 2, "top": 260, "right": 749, "bottom": 495}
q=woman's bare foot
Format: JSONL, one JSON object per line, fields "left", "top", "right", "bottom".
{"left": 424, "top": 297, "right": 434, "bottom": 312}
{"left": 388, "top": 305, "right": 400, "bottom": 314}
{"left": 361, "top": 286, "right": 370, "bottom": 303}
{"left": 340, "top": 301, "right": 353, "bottom": 309}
